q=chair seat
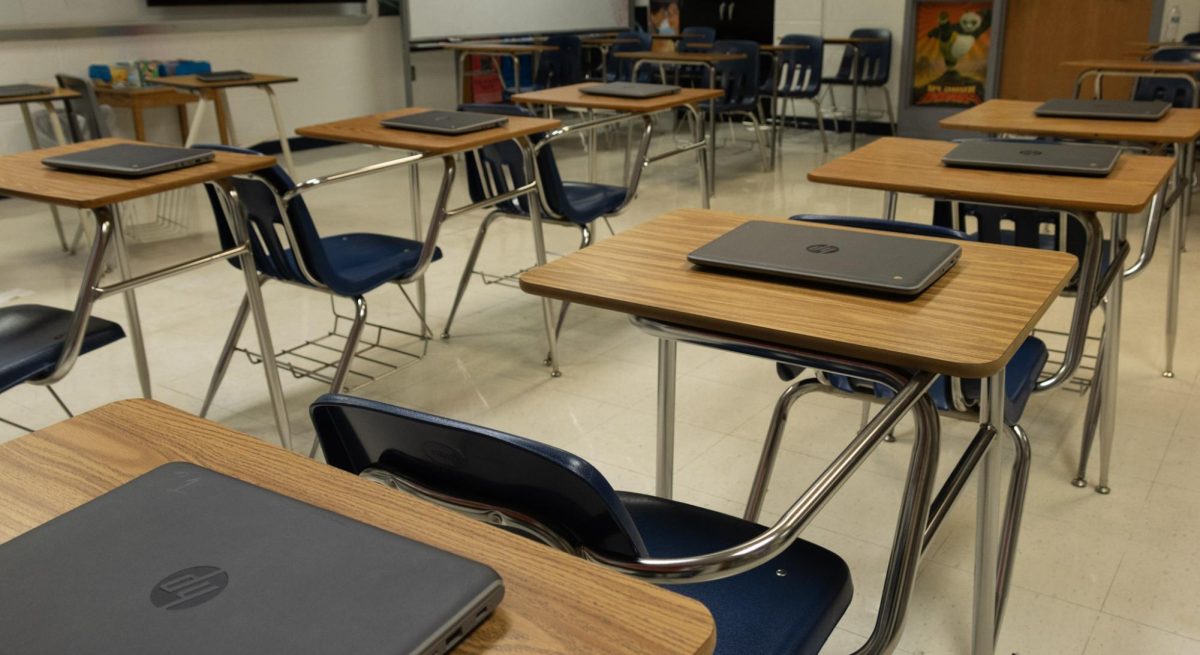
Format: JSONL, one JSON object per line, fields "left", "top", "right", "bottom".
{"left": 618, "top": 491, "right": 852, "bottom": 655}
{"left": 560, "top": 182, "right": 626, "bottom": 224}
{"left": 286, "top": 233, "right": 442, "bottom": 297}
{"left": 0, "top": 304, "right": 125, "bottom": 394}
{"left": 777, "top": 336, "right": 1049, "bottom": 422}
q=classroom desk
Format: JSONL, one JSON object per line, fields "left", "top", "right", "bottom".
{"left": 761, "top": 44, "right": 812, "bottom": 162}
{"left": 940, "top": 99, "right": 1200, "bottom": 378}
{"left": 580, "top": 37, "right": 640, "bottom": 80}
{"left": 0, "top": 399, "right": 717, "bottom": 655}
{"left": 0, "top": 137, "right": 293, "bottom": 448}
{"left": 153, "top": 73, "right": 299, "bottom": 175}
{"left": 824, "top": 36, "right": 887, "bottom": 149}
{"left": 512, "top": 82, "right": 719, "bottom": 202}
{"left": 520, "top": 208, "right": 1077, "bottom": 654}
{"left": 808, "top": 136, "right": 1174, "bottom": 498}
{"left": 1062, "top": 59, "right": 1200, "bottom": 107}
{"left": 615, "top": 50, "right": 746, "bottom": 188}
{"left": 95, "top": 84, "right": 205, "bottom": 143}
{"left": 441, "top": 43, "right": 559, "bottom": 105}
{"left": 295, "top": 108, "right": 568, "bottom": 376}
{"left": 1, "top": 86, "right": 78, "bottom": 252}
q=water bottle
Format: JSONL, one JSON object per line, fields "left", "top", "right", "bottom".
{"left": 1166, "top": 5, "right": 1181, "bottom": 42}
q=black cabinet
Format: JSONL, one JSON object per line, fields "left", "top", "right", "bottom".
{"left": 681, "top": 0, "right": 774, "bottom": 44}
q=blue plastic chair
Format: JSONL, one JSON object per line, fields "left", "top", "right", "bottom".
{"left": 1133, "top": 47, "right": 1200, "bottom": 107}
{"left": 1182, "top": 32, "right": 1200, "bottom": 46}
{"left": 311, "top": 394, "right": 854, "bottom": 655}
{"left": 761, "top": 34, "right": 830, "bottom": 152}
{"left": 710, "top": 40, "right": 770, "bottom": 170}
{"left": 607, "top": 31, "right": 653, "bottom": 82}
{"left": 442, "top": 104, "right": 640, "bottom": 343}
{"left": 501, "top": 35, "right": 583, "bottom": 101}
{"left": 678, "top": 26, "right": 716, "bottom": 52}
{"left": 822, "top": 28, "right": 895, "bottom": 132}
{"left": 0, "top": 304, "right": 125, "bottom": 432}
{"left": 196, "top": 145, "right": 443, "bottom": 413}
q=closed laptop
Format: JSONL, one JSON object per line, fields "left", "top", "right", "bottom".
{"left": 580, "top": 82, "right": 682, "bottom": 99}
{"left": 0, "top": 83, "right": 55, "bottom": 98}
{"left": 381, "top": 110, "right": 508, "bottom": 135}
{"left": 42, "top": 143, "right": 216, "bottom": 177}
{"left": 941, "top": 140, "right": 1122, "bottom": 177}
{"left": 1034, "top": 98, "right": 1172, "bottom": 121}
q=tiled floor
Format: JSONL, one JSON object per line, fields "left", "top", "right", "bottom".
{"left": 3, "top": 118, "right": 1200, "bottom": 654}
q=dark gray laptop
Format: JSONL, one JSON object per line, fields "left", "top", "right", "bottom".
{"left": 941, "top": 140, "right": 1122, "bottom": 177}
{"left": 381, "top": 110, "right": 508, "bottom": 135}
{"left": 196, "top": 70, "right": 255, "bottom": 83}
{"left": 0, "top": 462, "right": 504, "bottom": 655}
{"left": 687, "top": 220, "right": 961, "bottom": 296}
{"left": 580, "top": 82, "right": 682, "bottom": 99}
{"left": 1035, "top": 98, "right": 1172, "bottom": 121}
{"left": 42, "top": 143, "right": 215, "bottom": 177}
{"left": 0, "top": 83, "right": 54, "bottom": 98}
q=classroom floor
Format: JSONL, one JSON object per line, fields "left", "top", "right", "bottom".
{"left": 3, "top": 117, "right": 1200, "bottom": 654}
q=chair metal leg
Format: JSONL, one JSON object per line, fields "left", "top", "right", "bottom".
{"left": 0, "top": 416, "right": 33, "bottom": 432}
{"left": 442, "top": 211, "right": 503, "bottom": 339}
{"left": 46, "top": 386, "right": 73, "bottom": 417}
{"left": 544, "top": 224, "right": 594, "bottom": 364}
{"left": 751, "top": 108, "right": 770, "bottom": 171}
{"left": 881, "top": 86, "right": 898, "bottom": 135}
{"left": 995, "top": 422, "right": 1030, "bottom": 634}
{"left": 200, "top": 290, "right": 254, "bottom": 418}
{"left": 812, "top": 98, "right": 829, "bottom": 153}
{"left": 744, "top": 378, "right": 824, "bottom": 522}
{"left": 329, "top": 295, "right": 368, "bottom": 395}
{"left": 1073, "top": 319, "right": 1105, "bottom": 488}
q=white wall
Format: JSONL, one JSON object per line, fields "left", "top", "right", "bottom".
{"left": 0, "top": 16, "right": 405, "bottom": 152}
{"left": 1160, "top": 0, "right": 1200, "bottom": 38}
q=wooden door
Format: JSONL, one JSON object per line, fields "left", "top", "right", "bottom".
{"left": 1000, "top": 0, "right": 1154, "bottom": 100}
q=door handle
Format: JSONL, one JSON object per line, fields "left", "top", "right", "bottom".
{"left": 719, "top": 2, "right": 726, "bottom": 21}
{"left": 728, "top": 2, "right": 735, "bottom": 22}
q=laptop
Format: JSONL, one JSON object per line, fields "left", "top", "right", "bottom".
{"left": 381, "top": 110, "right": 508, "bottom": 135}
{"left": 0, "top": 462, "right": 504, "bottom": 655}
{"left": 0, "top": 83, "right": 54, "bottom": 98}
{"left": 1034, "top": 98, "right": 1172, "bottom": 121}
{"left": 42, "top": 143, "right": 215, "bottom": 177}
{"left": 196, "top": 70, "right": 255, "bottom": 82}
{"left": 687, "top": 220, "right": 961, "bottom": 296}
{"left": 941, "top": 140, "right": 1122, "bottom": 177}
{"left": 580, "top": 82, "right": 682, "bottom": 99}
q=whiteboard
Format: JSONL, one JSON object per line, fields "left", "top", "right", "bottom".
{"left": 408, "top": 0, "right": 629, "bottom": 42}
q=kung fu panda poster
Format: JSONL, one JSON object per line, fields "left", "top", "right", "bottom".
{"left": 912, "top": 2, "right": 993, "bottom": 106}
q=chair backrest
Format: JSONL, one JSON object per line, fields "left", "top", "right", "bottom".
{"left": 1182, "top": 32, "right": 1200, "bottom": 46}
{"left": 310, "top": 394, "right": 650, "bottom": 560}
{"left": 712, "top": 40, "right": 760, "bottom": 107}
{"left": 608, "top": 31, "right": 653, "bottom": 81}
{"left": 931, "top": 198, "right": 1091, "bottom": 271}
{"left": 54, "top": 74, "right": 108, "bottom": 141}
{"left": 1133, "top": 47, "right": 1200, "bottom": 107}
{"left": 832, "top": 28, "right": 891, "bottom": 86}
{"left": 199, "top": 144, "right": 366, "bottom": 296}
{"left": 536, "top": 35, "right": 584, "bottom": 87}
{"left": 774, "top": 34, "right": 824, "bottom": 97}
{"left": 792, "top": 214, "right": 966, "bottom": 240}
{"left": 678, "top": 26, "right": 716, "bottom": 53}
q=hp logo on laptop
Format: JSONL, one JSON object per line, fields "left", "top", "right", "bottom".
{"left": 806, "top": 244, "right": 840, "bottom": 255}
{"left": 150, "top": 566, "right": 229, "bottom": 610}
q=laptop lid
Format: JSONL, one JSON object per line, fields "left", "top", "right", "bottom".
{"left": 196, "top": 70, "right": 255, "bottom": 82}
{"left": 0, "top": 462, "right": 505, "bottom": 655}
{"left": 579, "top": 82, "right": 683, "bottom": 99}
{"left": 1034, "top": 98, "right": 1172, "bottom": 121}
{"left": 42, "top": 143, "right": 215, "bottom": 177}
{"left": 687, "top": 221, "right": 962, "bottom": 296}
{"left": 0, "top": 83, "right": 55, "bottom": 98}
{"left": 941, "top": 140, "right": 1122, "bottom": 177}
{"left": 381, "top": 110, "right": 508, "bottom": 135}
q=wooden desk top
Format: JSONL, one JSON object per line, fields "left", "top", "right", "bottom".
{"left": 614, "top": 51, "right": 746, "bottom": 63}
{"left": 581, "top": 37, "right": 641, "bottom": 46}
{"left": 1062, "top": 58, "right": 1200, "bottom": 73}
{"left": 520, "top": 209, "right": 1076, "bottom": 378}
{"left": 0, "top": 400, "right": 716, "bottom": 655}
{"left": 825, "top": 37, "right": 887, "bottom": 45}
{"left": 808, "top": 137, "right": 1174, "bottom": 214}
{"left": 153, "top": 73, "right": 299, "bottom": 90}
{"left": 513, "top": 83, "right": 723, "bottom": 112}
{"left": 0, "top": 87, "right": 79, "bottom": 107}
{"left": 0, "top": 137, "right": 273, "bottom": 209}
{"left": 761, "top": 44, "right": 812, "bottom": 53}
{"left": 440, "top": 43, "right": 559, "bottom": 54}
{"left": 940, "top": 99, "right": 1200, "bottom": 144}
{"left": 295, "top": 107, "right": 561, "bottom": 155}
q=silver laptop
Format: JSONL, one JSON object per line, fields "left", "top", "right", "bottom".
{"left": 381, "top": 110, "right": 508, "bottom": 135}
{"left": 1035, "top": 98, "right": 1172, "bottom": 121}
{"left": 941, "top": 140, "right": 1122, "bottom": 177}
{"left": 0, "top": 462, "right": 504, "bottom": 655}
{"left": 580, "top": 82, "right": 682, "bottom": 99}
{"left": 687, "top": 220, "right": 962, "bottom": 296}
{"left": 0, "top": 83, "right": 54, "bottom": 98}
{"left": 42, "top": 143, "right": 215, "bottom": 177}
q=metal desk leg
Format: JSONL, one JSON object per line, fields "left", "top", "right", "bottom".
{"left": 184, "top": 96, "right": 210, "bottom": 148}
{"left": 263, "top": 85, "right": 296, "bottom": 177}
{"left": 1165, "top": 145, "right": 1186, "bottom": 378}
{"left": 656, "top": 338, "right": 677, "bottom": 499}
{"left": 850, "top": 46, "right": 861, "bottom": 149}
{"left": 1096, "top": 213, "right": 1127, "bottom": 495}
{"left": 883, "top": 191, "right": 898, "bottom": 220}
{"left": 587, "top": 108, "right": 597, "bottom": 183}
{"left": 106, "top": 206, "right": 153, "bottom": 399}
{"left": 1182, "top": 138, "right": 1194, "bottom": 253}
{"left": 688, "top": 104, "right": 711, "bottom": 210}
{"left": 770, "top": 54, "right": 780, "bottom": 171}
{"left": 20, "top": 103, "right": 70, "bottom": 252}
{"left": 522, "top": 137, "right": 560, "bottom": 377}
{"left": 708, "top": 63, "right": 717, "bottom": 195}
{"left": 409, "top": 162, "right": 427, "bottom": 336}
{"left": 972, "top": 370, "right": 1005, "bottom": 654}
